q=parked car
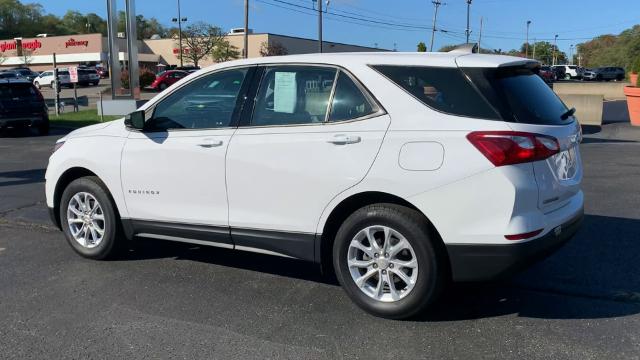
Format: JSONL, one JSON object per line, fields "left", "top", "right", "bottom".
{"left": 590, "top": 67, "right": 625, "bottom": 81}
{"left": 148, "top": 70, "right": 188, "bottom": 91}
{"left": 33, "top": 70, "right": 71, "bottom": 89}
{"left": 0, "top": 79, "right": 49, "bottom": 135}
{"left": 551, "top": 65, "right": 566, "bottom": 80}
{"left": 78, "top": 68, "right": 100, "bottom": 86}
{"left": 96, "top": 67, "right": 109, "bottom": 79}
{"left": 582, "top": 68, "right": 597, "bottom": 81}
{"left": 45, "top": 52, "right": 584, "bottom": 319}
{"left": 10, "top": 68, "right": 40, "bottom": 82}
{"left": 552, "top": 65, "right": 581, "bottom": 79}
{"left": 0, "top": 71, "right": 22, "bottom": 79}
{"left": 538, "top": 65, "right": 555, "bottom": 82}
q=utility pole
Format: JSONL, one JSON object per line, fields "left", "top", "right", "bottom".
{"left": 465, "top": 0, "right": 472, "bottom": 44}
{"left": 532, "top": 38, "right": 536, "bottom": 60}
{"left": 552, "top": 34, "right": 558, "bottom": 66}
{"left": 477, "top": 16, "right": 483, "bottom": 53}
{"left": 244, "top": 0, "right": 249, "bottom": 58}
{"left": 316, "top": 0, "right": 329, "bottom": 53}
{"left": 429, "top": 0, "right": 442, "bottom": 51}
{"left": 525, "top": 20, "right": 531, "bottom": 58}
{"left": 569, "top": 44, "right": 574, "bottom": 65}
{"left": 53, "top": 53, "right": 60, "bottom": 116}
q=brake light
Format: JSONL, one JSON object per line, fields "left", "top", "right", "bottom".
{"left": 505, "top": 229, "right": 543, "bottom": 240}
{"left": 467, "top": 131, "right": 560, "bottom": 166}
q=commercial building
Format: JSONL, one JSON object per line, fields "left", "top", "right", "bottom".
{"left": 0, "top": 32, "right": 385, "bottom": 72}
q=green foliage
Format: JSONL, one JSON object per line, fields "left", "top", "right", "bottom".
{"left": 576, "top": 25, "right": 640, "bottom": 70}
{"left": 631, "top": 58, "right": 640, "bottom": 74}
{"left": 417, "top": 42, "right": 427, "bottom": 52}
{"left": 139, "top": 69, "right": 156, "bottom": 88}
{"left": 51, "top": 109, "right": 118, "bottom": 128}
{"left": 212, "top": 40, "right": 240, "bottom": 62}
{"left": 520, "top": 41, "right": 567, "bottom": 64}
{"left": 0, "top": 0, "right": 165, "bottom": 39}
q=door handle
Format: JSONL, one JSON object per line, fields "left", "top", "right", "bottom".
{"left": 327, "top": 134, "right": 361, "bottom": 145}
{"left": 197, "top": 139, "right": 223, "bottom": 148}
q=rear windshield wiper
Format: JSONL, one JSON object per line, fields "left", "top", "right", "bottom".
{"left": 560, "top": 107, "right": 576, "bottom": 120}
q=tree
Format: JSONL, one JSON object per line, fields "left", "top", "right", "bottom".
{"left": 180, "top": 22, "right": 226, "bottom": 67}
{"left": 212, "top": 40, "right": 240, "bottom": 62}
{"left": 575, "top": 25, "right": 640, "bottom": 69}
{"left": 517, "top": 41, "right": 566, "bottom": 65}
{"left": 20, "top": 49, "right": 33, "bottom": 67}
{"left": 417, "top": 42, "right": 427, "bottom": 52}
{"left": 259, "top": 41, "right": 288, "bottom": 57}
{"left": 438, "top": 44, "right": 459, "bottom": 52}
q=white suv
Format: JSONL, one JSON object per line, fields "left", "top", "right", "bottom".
{"left": 33, "top": 69, "right": 71, "bottom": 89}
{"left": 45, "top": 52, "right": 584, "bottom": 319}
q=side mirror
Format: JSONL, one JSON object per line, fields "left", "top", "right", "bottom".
{"left": 124, "top": 110, "right": 145, "bottom": 130}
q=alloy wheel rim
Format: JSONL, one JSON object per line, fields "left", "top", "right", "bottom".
{"left": 347, "top": 225, "right": 418, "bottom": 302}
{"left": 66, "top": 192, "right": 106, "bottom": 249}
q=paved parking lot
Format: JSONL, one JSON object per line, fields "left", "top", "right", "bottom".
{"left": 1, "top": 103, "right": 639, "bottom": 359}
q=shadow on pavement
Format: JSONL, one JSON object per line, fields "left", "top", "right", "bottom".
{"left": 581, "top": 137, "right": 638, "bottom": 144}
{"left": 0, "top": 168, "right": 46, "bottom": 187}
{"left": 119, "top": 213, "right": 640, "bottom": 321}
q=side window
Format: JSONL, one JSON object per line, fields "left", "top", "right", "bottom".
{"left": 251, "top": 66, "right": 336, "bottom": 126}
{"left": 328, "top": 71, "right": 376, "bottom": 122}
{"left": 373, "top": 65, "right": 500, "bottom": 120}
{"left": 148, "top": 68, "right": 248, "bottom": 130}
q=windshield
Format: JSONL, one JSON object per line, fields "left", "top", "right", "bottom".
{"left": 463, "top": 66, "right": 572, "bottom": 125}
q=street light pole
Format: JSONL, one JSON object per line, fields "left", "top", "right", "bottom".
{"left": 318, "top": 0, "right": 323, "bottom": 53}
{"left": 174, "top": 0, "right": 185, "bottom": 67}
{"left": 552, "top": 34, "right": 558, "bottom": 66}
{"left": 429, "top": 0, "right": 441, "bottom": 52}
{"left": 569, "top": 44, "right": 574, "bottom": 65}
{"left": 244, "top": 0, "right": 249, "bottom": 58}
{"left": 465, "top": 0, "right": 472, "bottom": 44}
{"left": 525, "top": 20, "right": 531, "bottom": 58}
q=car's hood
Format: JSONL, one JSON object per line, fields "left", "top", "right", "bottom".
{"left": 58, "top": 118, "right": 126, "bottom": 142}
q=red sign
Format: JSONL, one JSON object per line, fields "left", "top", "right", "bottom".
{"left": 65, "top": 38, "right": 89, "bottom": 48}
{"left": 69, "top": 66, "right": 78, "bottom": 83}
{"left": 0, "top": 39, "right": 42, "bottom": 53}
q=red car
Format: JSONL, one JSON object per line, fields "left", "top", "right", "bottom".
{"left": 149, "top": 70, "right": 189, "bottom": 91}
{"left": 538, "top": 66, "right": 555, "bottom": 83}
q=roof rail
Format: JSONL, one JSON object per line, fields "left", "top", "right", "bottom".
{"left": 447, "top": 43, "right": 478, "bottom": 54}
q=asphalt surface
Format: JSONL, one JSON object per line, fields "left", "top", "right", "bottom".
{"left": 1, "top": 102, "right": 639, "bottom": 359}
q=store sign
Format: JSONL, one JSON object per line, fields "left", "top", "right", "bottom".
{"left": 65, "top": 38, "right": 90, "bottom": 48}
{"left": 0, "top": 39, "right": 42, "bottom": 52}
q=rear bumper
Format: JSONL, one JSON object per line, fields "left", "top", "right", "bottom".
{"left": 0, "top": 116, "right": 47, "bottom": 128}
{"left": 446, "top": 210, "right": 583, "bottom": 282}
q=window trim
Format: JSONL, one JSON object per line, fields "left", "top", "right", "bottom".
{"left": 139, "top": 65, "right": 258, "bottom": 133}
{"left": 239, "top": 63, "right": 386, "bottom": 129}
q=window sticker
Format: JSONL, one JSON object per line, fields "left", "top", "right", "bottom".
{"left": 274, "top": 72, "right": 297, "bottom": 114}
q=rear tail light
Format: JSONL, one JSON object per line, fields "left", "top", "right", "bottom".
{"left": 467, "top": 131, "right": 560, "bottom": 166}
{"left": 505, "top": 229, "right": 543, "bottom": 240}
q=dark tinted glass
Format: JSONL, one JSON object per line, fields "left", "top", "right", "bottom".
{"left": 328, "top": 71, "right": 376, "bottom": 122}
{"left": 464, "top": 66, "right": 571, "bottom": 125}
{"left": 252, "top": 66, "right": 336, "bottom": 126}
{"left": 149, "top": 68, "right": 248, "bottom": 130}
{"left": 373, "top": 65, "right": 500, "bottom": 120}
{"left": 0, "top": 83, "right": 37, "bottom": 99}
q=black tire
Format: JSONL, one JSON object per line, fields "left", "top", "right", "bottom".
{"left": 333, "top": 204, "right": 445, "bottom": 319}
{"left": 60, "top": 176, "right": 123, "bottom": 260}
{"left": 34, "top": 81, "right": 40, "bottom": 89}
{"left": 596, "top": 74, "right": 602, "bottom": 81}
{"left": 36, "top": 117, "right": 49, "bottom": 136}
{"left": 159, "top": 83, "right": 167, "bottom": 91}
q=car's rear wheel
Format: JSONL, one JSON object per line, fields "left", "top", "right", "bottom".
{"left": 60, "top": 176, "right": 123, "bottom": 260}
{"left": 34, "top": 81, "right": 41, "bottom": 89}
{"left": 333, "top": 204, "right": 445, "bottom": 319}
{"left": 159, "top": 83, "right": 167, "bottom": 91}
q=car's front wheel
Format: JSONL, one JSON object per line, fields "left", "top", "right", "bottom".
{"left": 34, "top": 81, "right": 40, "bottom": 89}
{"left": 60, "top": 176, "right": 123, "bottom": 260}
{"left": 333, "top": 204, "right": 445, "bottom": 319}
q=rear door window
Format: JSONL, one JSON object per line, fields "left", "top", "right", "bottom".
{"left": 328, "top": 71, "right": 377, "bottom": 122}
{"left": 0, "top": 84, "right": 37, "bottom": 99}
{"left": 464, "top": 66, "right": 572, "bottom": 125}
{"left": 372, "top": 65, "right": 500, "bottom": 120}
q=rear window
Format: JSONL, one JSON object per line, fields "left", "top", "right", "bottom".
{"left": 464, "top": 66, "right": 571, "bottom": 125}
{"left": 0, "top": 84, "right": 38, "bottom": 99}
{"left": 373, "top": 65, "right": 500, "bottom": 120}
{"left": 58, "top": 71, "right": 70, "bottom": 76}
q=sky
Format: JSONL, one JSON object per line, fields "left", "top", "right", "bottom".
{"left": 31, "top": 0, "right": 640, "bottom": 55}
